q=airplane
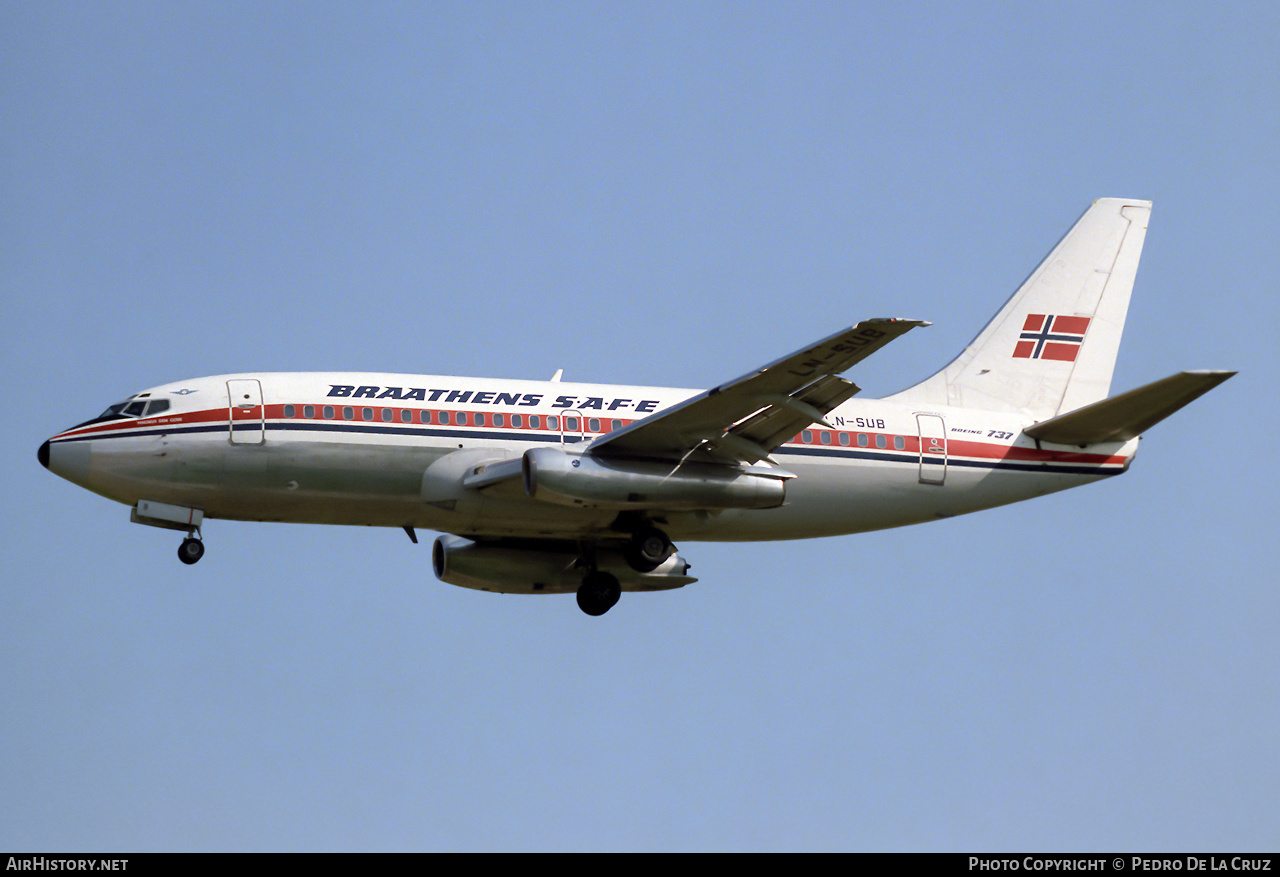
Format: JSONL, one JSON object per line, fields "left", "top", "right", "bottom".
{"left": 38, "top": 198, "right": 1233, "bottom": 615}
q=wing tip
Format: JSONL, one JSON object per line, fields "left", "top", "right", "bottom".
{"left": 866, "top": 317, "right": 931, "bottom": 327}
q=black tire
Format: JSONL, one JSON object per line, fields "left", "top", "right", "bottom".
{"left": 178, "top": 538, "right": 205, "bottom": 565}
{"left": 625, "top": 528, "right": 671, "bottom": 573}
{"left": 576, "top": 571, "right": 621, "bottom": 616}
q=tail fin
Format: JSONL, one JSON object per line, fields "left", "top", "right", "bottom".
{"left": 886, "top": 198, "right": 1152, "bottom": 419}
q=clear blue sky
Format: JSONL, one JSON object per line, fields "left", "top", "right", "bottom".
{"left": 4, "top": 2, "right": 1277, "bottom": 851}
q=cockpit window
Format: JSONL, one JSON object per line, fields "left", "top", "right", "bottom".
{"left": 96, "top": 401, "right": 130, "bottom": 420}
{"left": 77, "top": 394, "right": 170, "bottom": 429}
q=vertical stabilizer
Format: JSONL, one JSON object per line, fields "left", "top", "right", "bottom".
{"left": 886, "top": 198, "right": 1151, "bottom": 419}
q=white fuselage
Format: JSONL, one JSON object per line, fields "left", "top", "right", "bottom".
{"left": 42, "top": 371, "right": 1136, "bottom": 543}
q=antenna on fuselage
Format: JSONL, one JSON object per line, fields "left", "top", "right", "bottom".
{"left": 550, "top": 369, "right": 563, "bottom": 382}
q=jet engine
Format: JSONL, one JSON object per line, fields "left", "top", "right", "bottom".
{"left": 521, "top": 447, "right": 789, "bottom": 511}
{"left": 432, "top": 535, "right": 696, "bottom": 594}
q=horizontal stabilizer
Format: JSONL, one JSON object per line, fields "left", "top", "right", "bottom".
{"left": 1023, "top": 370, "right": 1235, "bottom": 446}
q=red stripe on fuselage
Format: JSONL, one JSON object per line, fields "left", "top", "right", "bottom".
{"left": 944, "top": 438, "right": 1125, "bottom": 467}
{"left": 53, "top": 407, "right": 229, "bottom": 441}
{"left": 53, "top": 402, "right": 1128, "bottom": 469}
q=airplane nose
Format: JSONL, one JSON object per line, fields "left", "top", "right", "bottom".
{"left": 39, "top": 438, "right": 91, "bottom": 486}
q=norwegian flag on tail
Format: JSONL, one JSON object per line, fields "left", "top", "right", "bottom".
{"left": 1013, "top": 314, "right": 1091, "bottom": 362}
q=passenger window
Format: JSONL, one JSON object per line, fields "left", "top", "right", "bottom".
{"left": 304, "top": 405, "right": 315, "bottom": 418}
{"left": 802, "top": 430, "right": 813, "bottom": 443}
{"left": 382, "top": 409, "right": 393, "bottom": 422}
{"left": 839, "top": 432, "right": 850, "bottom": 446}
{"left": 475, "top": 413, "right": 486, "bottom": 426}
{"left": 857, "top": 433, "right": 868, "bottom": 447}
{"left": 588, "top": 418, "right": 600, "bottom": 432}
{"left": 894, "top": 435, "right": 905, "bottom": 450}
{"left": 611, "top": 419, "right": 622, "bottom": 431}
{"left": 820, "top": 431, "right": 831, "bottom": 445}
{"left": 323, "top": 406, "right": 334, "bottom": 419}
{"left": 493, "top": 413, "right": 504, "bottom": 427}
{"left": 343, "top": 407, "right": 354, "bottom": 420}
{"left": 512, "top": 414, "right": 523, "bottom": 428}
{"left": 565, "top": 416, "right": 579, "bottom": 432}
{"left": 546, "top": 416, "right": 556, "bottom": 430}
{"left": 876, "top": 434, "right": 887, "bottom": 449}
{"left": 457, "top": 412, "right": 468, "bottom": 426}
{"left": 362, "top": 407, "right": 373, "bottom": 421}
{"left": 439, "top": 411, "right": 450, "bottom": 425}
{"left": 284, "top": 404, "right": 296, "bottom": 418}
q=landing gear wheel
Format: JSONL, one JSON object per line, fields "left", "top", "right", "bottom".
{"left": 625, "top": 527, "right": 672, "bottom": 573}
{"left": 576, "top": 571, "right": 621, "bottom": 616}
{"left": 178, "top": 537, "right": 205, "bottom": 565}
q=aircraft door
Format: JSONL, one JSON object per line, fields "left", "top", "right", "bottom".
{"left": 227, "top": 379, "right": 265, "bottom": 444}
{"left": 916, "top": 413, "right": 947, "bottom": 485}
{"left": 559, "top": 412, "right": 588, "bottom": 445}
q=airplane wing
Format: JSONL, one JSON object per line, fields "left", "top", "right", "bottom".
{"left": 588, "top": 318, "right": 928, "bottom": 464}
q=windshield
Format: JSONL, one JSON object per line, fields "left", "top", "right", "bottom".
{"left": 96, "top": 401, "right": 130, "bottom": 419}
{"left": 77, "top": 396, "right": 170, "bottom": 429}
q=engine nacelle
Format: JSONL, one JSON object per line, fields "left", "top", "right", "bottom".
{"left": 521, "top": 447, "right": 789, "bottom": 510}
{"left": 432, "top": 535, "right": 696, "bottom": 594}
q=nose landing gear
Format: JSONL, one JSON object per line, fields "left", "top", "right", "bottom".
{"left": 178, "top": 533, "right": 205, "bottom": 565}
{"left": 130, "top": 501, "right": 207, "bottom": 565}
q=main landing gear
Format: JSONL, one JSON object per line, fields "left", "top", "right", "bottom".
{"left": 178, "top": 532, "right": 205, "bottom": 565}
{"left": 624, "top": 526, "right": 672, "bottom": 573}
{"left": 574, "top": 525, "right": 676, "bottom": 616}
{"left": 576, "top": 570, "right": 621, "bottom": 616}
